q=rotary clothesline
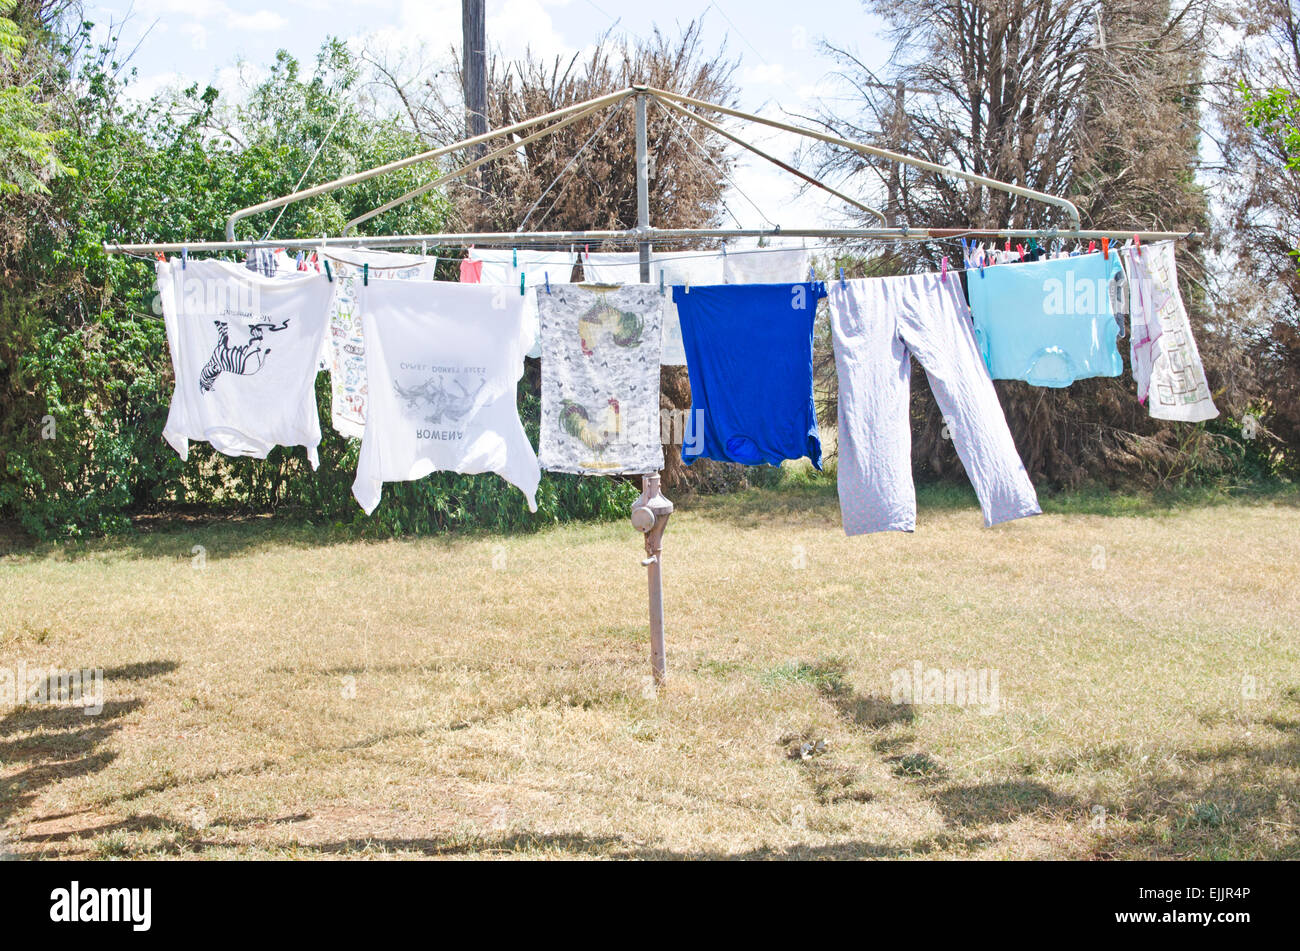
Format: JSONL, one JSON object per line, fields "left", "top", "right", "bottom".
{"left": 103, "top": 85, "right": 1206, "bottom": 686}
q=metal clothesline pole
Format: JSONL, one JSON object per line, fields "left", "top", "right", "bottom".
{"left": 630, "top": 88, "right": 672, "bottom": 687}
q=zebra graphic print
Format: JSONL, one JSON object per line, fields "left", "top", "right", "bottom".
{"left": 199, "top": 319, "right": 291, "bottom": 393}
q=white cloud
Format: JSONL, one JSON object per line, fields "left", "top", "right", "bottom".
{"left": 134, "top": 0, "right": 287, "bottom": 32}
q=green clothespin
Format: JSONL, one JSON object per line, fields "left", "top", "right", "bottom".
{"left": 324, "top": 260, "right": 333, "bottom": 283}
{"left": 520, "top": 272, "right": 526, "bottom": 296}
{"left": 363, "top": 263, "right": 369, "bottom": 286}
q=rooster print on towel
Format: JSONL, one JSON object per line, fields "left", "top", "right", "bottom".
{"left": 538, "top": 284, "right": 665, "bottom": 475}
{"left": 199, "top": 318, "right": 290, "bottom": 393}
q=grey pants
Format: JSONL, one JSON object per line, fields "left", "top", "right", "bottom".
{"left": 829, "top": 273, "right": 1041, "bottom": 535}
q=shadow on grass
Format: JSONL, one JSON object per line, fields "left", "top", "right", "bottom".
{"left": 0, "top": 660, "right": 177, "bottom": 839}
{"left": 771, "top": 659, "right": 1300, "bottom": 859}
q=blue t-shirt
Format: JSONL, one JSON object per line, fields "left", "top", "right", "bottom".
{"left": 673, "top": 282, "right": 824, "bottom": 468}
{"left": 967, "top": 252, "right": 1124, "bottom": 387}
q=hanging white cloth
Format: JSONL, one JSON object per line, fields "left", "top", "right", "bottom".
{"left": 351, "top": 280, "right": 540, "bottom": 516}
{"left": 160, "top": 259, "right": 333, "bottom": 468}
{"left": 1123, "top": 241, "right": 1218, "bottom": 422}
{"left": 721, "top": 244, "right": 813, "bottom": 285}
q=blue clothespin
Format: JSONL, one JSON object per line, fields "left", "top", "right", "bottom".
{"left": 363, "top": 263, "right": 369, "bottom": 286}
{"left": 808, "top": 265, "right": 815, "bottom": 282}
{"left": 295, "top": 251, "right": 304, "bottom": 270}
{"left": 839, "top": 267, "right": 846, "bottom": 288}
{"left": 545, "top": 272, "right": 551, "bottom": 294}
{"left": 659, "top": 271, "right": 665, "bottom": 296}
{"left": 182, "top": 247, "right": 188, "bottom": 270}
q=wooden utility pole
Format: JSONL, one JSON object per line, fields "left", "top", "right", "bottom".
{"left": 462, "top": 0, "right": 488, "bottom": 162}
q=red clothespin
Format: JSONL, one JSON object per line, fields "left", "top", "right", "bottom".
{"left": 1088, "top": 240, "right": 1096, "bottom": 254}
{"left": 1016, "top": 244, "right": 1025, "bottom": 262}
{"left": 154, "top": 251, "right": 166, "bottom": 262}
{"left": 1005, "top": 238, "right": 1012, "bottom": 253}
{"left": 1102, "top": 238, "right": 1110, "bottom": 260}
{"left": 940, "top": 256, "right": 949, "bottom": 281}
{"left": 584, "top": 243, "right": 590, "bottom": 261}
{"left": 1133, "top": 234, "right": 1142, "bottom": 257}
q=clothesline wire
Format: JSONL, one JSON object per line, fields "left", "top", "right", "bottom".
{"left": 656, "top": 100, "right": 777, "bottom": 231}
{"left": 518, "top": 106, "right": 623, "bottom": 233}
{"left": 261, "top": 107, "right": 349, "bottom": 243}
{"left": 655, "top": 110, "right": 750, "bottom": 232}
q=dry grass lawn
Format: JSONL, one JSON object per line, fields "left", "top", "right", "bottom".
{"left": 1, "top": 480, "right": 1298, "bottom": 859}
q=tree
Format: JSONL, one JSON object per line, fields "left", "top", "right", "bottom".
{"left": 0, "top": 0, "right": 71, "bottom": 195}
{"left": 1214, "top": 0, "right": 1300, "bottom": 474}
{"left": 805, "top": 0, "right": 1225, "bottom": 487}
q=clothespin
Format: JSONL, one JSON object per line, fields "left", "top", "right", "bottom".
{"left": 584, "top": 244, "right": 589, "bottom": 261}
{"left": 722, "top": 240, "right": 728, "bottom": 257}
{"left": 295, "top": 251, "right": 304, "bottom": 270}
{"left": 1133, "top": 234, "right": 1142, "bottom": 257}
{"left": 659, "top": 271, "right": 665, "bottom": 296}
{"left": 363, "top": 263, "right": 369, "bottom": 286}
{"left": 1015, "top": 244, "right": 1025, "bottom": 262}
{"left": 940, "top": 256, "right": 949, "bottom": 281}
{"left": 324, "top": 260, "right": 333, "bottom": 283}
{"left": 182, "top": 247, "right": 188, "bottom": 270}
{"left": 520, "top": 273, "right": 526, "bottom": 296}
{"left": 1005, "top": 238, "right": 1012, "bottom": 253}
{"left": 155, "top": 251, "right": 166, "bottom": 262}
{"left": 979, "top": 247, "right": 986, "bottom": 278}
{"left": 808, "top": 265, "right": 815, "bottom": 282}
{"left": 839, "top": 266, "right": 846, "bottom": 288}
{"left": 545, "top": 272, "right": 551, "bottom": 295}
{"left": 512, "top": 248, "right": 518, "bottom": 268}
{"left": 1102, "top": 238, "right": 1110, "bottom": 261}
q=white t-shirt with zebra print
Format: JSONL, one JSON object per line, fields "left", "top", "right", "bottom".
{"left": 160, "top": 259, "right": 334, "bottom": 468}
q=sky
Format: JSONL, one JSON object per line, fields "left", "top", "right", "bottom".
{"left": 84, "top": 0, "right": 895, "bottom": 233}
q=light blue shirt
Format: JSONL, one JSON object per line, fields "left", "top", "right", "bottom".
{"left": 967, "top": 252, "right": 1124, "bottom": 387}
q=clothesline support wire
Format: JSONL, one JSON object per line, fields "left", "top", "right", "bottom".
{"left": 342, "top": 93, "right": 630, "bottom": 236}
{"left": 655, "top": 97, "right": 778, "bottom": 231}
{"left": 655, "top": 96, "right": 888, "bottom": 226}
{"left": 222, "top": 88, "right": 636, "bottom": 242}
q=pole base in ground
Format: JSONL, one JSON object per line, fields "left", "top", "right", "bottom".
{"left": 631, "top": 473, "right": 673, "bottom": 685}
